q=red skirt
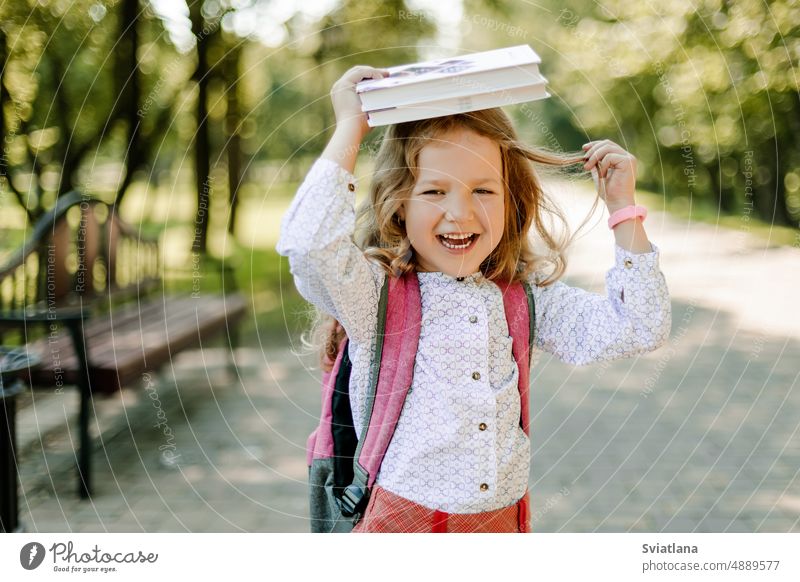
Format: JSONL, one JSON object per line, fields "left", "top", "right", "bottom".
{"left": 352, "top": 485, "right": 531, "bottom": 533}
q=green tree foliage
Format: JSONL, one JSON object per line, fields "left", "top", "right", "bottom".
{"left": 0, "top": 0, "right": 179, "bottom": 221}
{"left": 464, "top": 0, "right": 800, "bottom": 226}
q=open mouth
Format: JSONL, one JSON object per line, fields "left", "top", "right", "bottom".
{"left": 437, "top": 233, "right": 479, "bottom": 250}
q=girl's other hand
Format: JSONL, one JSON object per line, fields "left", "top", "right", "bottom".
{"left": 581, "top": 139, "right": 638, "bottom": 212}
{"left": 330, "top": 65, "right": 390, "bottom": 140}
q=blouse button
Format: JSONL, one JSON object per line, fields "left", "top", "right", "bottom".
{"left": 480, "top": 483, "right": 489, "bottom": 492}
{"left": 347, "top": 183, "right": 355, "bottom": 192}
{"left": 471, "top": 371, "right": 481, "bottom": 381}
{"left": 469, "top": 315, "right": 478, "bottom": 324}
{"left": 623, "top": 258, "right": 633, "bottom": 269}
{"left": 478, "top": 422, "right": 487, "bottom": 431}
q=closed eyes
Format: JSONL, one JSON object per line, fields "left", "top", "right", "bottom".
{"left": 420, "top": 189, "right": 495, "bottom": 195}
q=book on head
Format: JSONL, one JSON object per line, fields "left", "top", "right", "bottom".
{"left": 356, "top": 45, "right": 550, "bottom": 127}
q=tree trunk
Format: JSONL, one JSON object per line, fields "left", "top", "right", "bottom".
{"left": 114, "top": 0, "right": 143, "bottom": 208}
{"left": 0, "top": 28, "right": 31, "bottom": 223}
{"left": 224, "top": 42, "right": 242, "bottom": 236}
{"left": 190, "top": 2, "right": 211, "bottom": 254}
{"left": 0, "top": 26, "right": 6, "bottom": 179}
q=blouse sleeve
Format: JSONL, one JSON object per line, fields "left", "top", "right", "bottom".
{"left": 529, "top": 243, "right": 671, "bottom": 366}
{"left": 276, "top": 158, "right": 384, "bottom": 345}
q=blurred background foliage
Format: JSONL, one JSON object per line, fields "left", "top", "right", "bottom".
{"left": 1, "top": 0, "right": 798, "bottom": 340}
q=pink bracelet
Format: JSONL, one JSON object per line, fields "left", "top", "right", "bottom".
{"left": 608, "top": 205, "right": 647, "bottom": 229}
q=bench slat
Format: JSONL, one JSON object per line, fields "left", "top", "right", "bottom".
{"left": 29, "top": 294, "right": 247, "bottom": 393}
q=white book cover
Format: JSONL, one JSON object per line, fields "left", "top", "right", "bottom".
{"left": 356, "top": 45, "right": 546, "bottom": 110}
{"left": 366, "top": 81, "right": 549, "bottom": 127}
{"left": 360, "top": 65, "right": 546, "bottom": 111}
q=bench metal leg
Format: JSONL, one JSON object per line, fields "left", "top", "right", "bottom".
{"left": 227, "top": 321, "right": 240, "bottom": 382}
{"left": 1, "top": 379, "right": 25, "bottom": 532}
{"left": 65, "top": 320, "right": 93, "bottom": 499}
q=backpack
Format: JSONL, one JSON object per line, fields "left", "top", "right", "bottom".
{"left": 306, "top": 270, "right": 536, "bottom": 532}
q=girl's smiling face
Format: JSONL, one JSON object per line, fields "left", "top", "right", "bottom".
{"left": 398, "top": 128, "right": 506, "bottom": 278}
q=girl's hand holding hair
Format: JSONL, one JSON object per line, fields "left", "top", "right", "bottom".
{"left": 582, "top": 139, "right": 638, "bottom": 214}
{"left": 322, "top": 65, "right": 390, "bottom": 173}
{"left": 582, "top": 139, "right": 653, "bottom": 253}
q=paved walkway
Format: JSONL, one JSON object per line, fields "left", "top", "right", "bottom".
{"left": 15, "top": 183, "right": 800, "bottom": 532}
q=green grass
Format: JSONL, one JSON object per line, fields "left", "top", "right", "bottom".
{"left": 159, "top": 243, "right": 312, "bottom": 347}
{"left": 636, "top": 187, "right": 799, "bottom": 247}
{"left": 236, "top": 246, "right": 313, "bottom": 348}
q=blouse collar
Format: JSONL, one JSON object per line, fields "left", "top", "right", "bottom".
{"left": 416, "top": 270, "right": 484, "bottom": 284}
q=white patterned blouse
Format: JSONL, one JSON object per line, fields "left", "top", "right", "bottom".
{"left": 277, "top": 158, "right": 671, "bottom": 514}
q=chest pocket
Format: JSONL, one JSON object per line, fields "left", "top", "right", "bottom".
{"left": 489, "top": 334, "right": 517, "bottom": 389}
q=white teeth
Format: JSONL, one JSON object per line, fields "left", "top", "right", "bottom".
{"left": 439, "top": 233, "right": 476, "bottom": 249}
{"left": 442, "top": 233, "right": 473, "bottom": 240}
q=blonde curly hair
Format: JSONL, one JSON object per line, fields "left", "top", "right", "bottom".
{"left": 301, "top": 108, "right": 597, "bottom": 371}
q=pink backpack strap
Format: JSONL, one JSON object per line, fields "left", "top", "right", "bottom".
{"left": 356, "top": 271, "right": 421, "bottom": 486}
{"left": 306, "top": 338, "right": 349, "bottom": 466}
{"left": 338, "top": 271, "right": 421, "bottom": 515}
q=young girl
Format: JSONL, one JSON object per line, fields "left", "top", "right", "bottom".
{"left": 277, "top": 65, "right": 671, "bottom": 533}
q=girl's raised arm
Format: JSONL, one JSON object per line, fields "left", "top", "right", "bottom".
{"left": 276, "top": 66, "right": 390, "bottom": 345}
{"left": 531, "top": 138, "right": 671, "bottom": 365}
{"left": 529, "top": 245, "right": 671, "bottom": 366}
{"left": 321, "top": 66, "right": 390, "bottom": 173}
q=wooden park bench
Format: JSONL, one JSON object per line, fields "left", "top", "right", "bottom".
{"left": 0, "top": 191, "right": 247, "bottom": 498}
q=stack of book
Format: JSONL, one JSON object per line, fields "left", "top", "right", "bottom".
{"left": 355, "top": 45, "right": 550, "bottom": 127}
